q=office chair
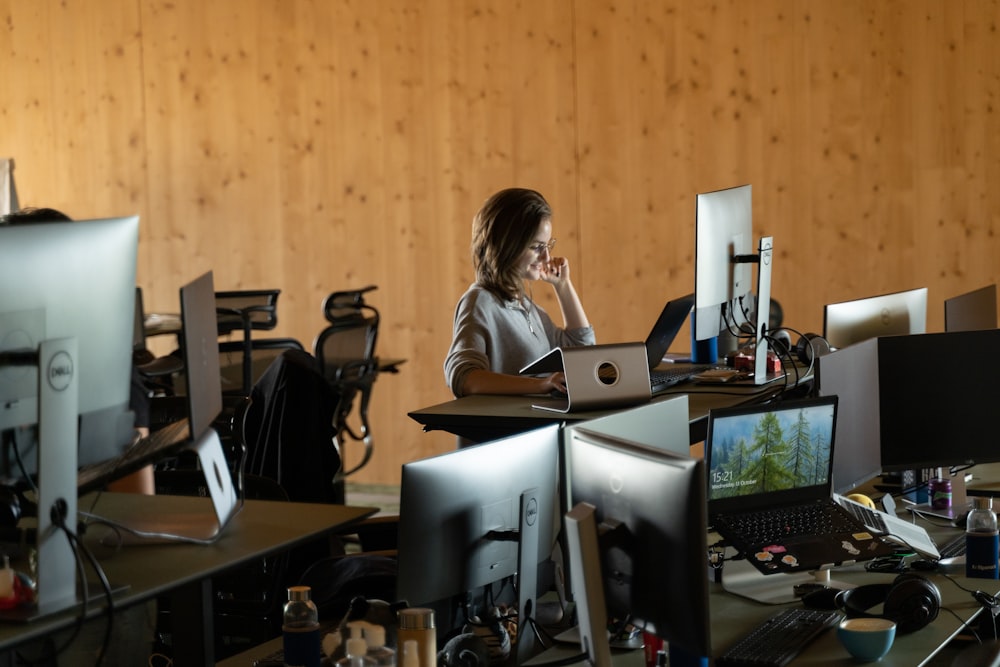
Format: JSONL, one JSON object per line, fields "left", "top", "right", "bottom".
{"left": 214, "top": 288, "right": 304, "bottom": 396}
{"left": 313, "top": 286, "right": 381, "bottom": 499}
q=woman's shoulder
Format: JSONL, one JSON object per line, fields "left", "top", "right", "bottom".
{"left": 457, "top": 284, "right": 507, "bottom": 311}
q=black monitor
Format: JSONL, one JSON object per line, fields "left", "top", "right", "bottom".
{"left": 0, "top": 216, "right": 139, "bottom": 477}
{"left": 816, "top": 339, "right": 883, "bottom": 494}
{"left": 396, "top": 424, "right": 561, "bottom": 662}
{"left": 877, "top": 329, "right": 1000, "bottom": 473}
{"left": 822, "top": 287, "right": 927, "bottom": 350}
{"left": 563, "top": 426, "right": 710, "bottom": 662}
{"left": 693, "top": 184, "right": 754, "bottom": 342}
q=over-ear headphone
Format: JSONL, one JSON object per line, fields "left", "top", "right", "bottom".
{"left": 835, "top": 573, "right": 941, "bottom": 634}
{"left": 794, "top": 333, "right": 832, "bottom": 365}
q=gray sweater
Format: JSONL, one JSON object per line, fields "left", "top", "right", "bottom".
{"left": 444, "top": 284, "right": 596, "bottom": 397}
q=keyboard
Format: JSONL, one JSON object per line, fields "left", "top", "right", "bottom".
{"left": 716, "top": 607, "right": 841, "bottom": 667}
{"left": 77, "top": 418, "right": 191, "bottom": 493}
{"left": 649, "top": 364, "right": 716, "bottom": 393}
{"left": 937, "top": 532, "right": 967, "bottom": 561}
{"left": 717, "top": 501, "right": 858, "bottom": 545}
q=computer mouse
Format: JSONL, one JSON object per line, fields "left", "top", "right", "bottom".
{"left": 952, "top": 510, "right": 970, "bottom": 528}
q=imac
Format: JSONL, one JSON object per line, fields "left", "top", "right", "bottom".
{"left": 945, "top": 284, "right": 997, "bottom": 332}
{"left": 822, "top": 287, "right": 927, "bottom": 350}
{"left": 563, "top": 426, "right": 710, "bottom": 664}
{"left": 396, "top": 425, "right": 561, "bottom": 664}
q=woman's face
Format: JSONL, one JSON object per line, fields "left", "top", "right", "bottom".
{"left": 517, "top": 218, "right": 554, "bottom": 281}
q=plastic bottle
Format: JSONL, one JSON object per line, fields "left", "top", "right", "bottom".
{"left": 397, "top": 608, "right": 436, "bottom": 667}
{"left": 283, "top": 585, "right": 321, "bottom": 667}
{"left": 928, "top": 468, "right": 952, "bottom": 510}
{"left": 966, "top": 496, "right": 999, "bottom": 579}
{"left": 336, "top": 635, "right": 376, "bottom": 667}
{"left": 363, "top": 622, "right": 397, "bottom": 667}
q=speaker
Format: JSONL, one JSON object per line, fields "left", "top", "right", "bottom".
{"left": 835, "top": 573, "right": 941, "bottom": 634}
{"left": 794, "top": 333, "right": 832, "bottom": 365}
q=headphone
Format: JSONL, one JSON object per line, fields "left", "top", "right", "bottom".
{"left": 834, "top": 573, "right": 941, "bottom": 635}
{"left": 794, "top": 333, "right": 833, "bottom": 365}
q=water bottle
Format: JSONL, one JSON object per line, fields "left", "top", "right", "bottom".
{"left": 363, "top": 623, "right": 397, "bottom": 667}
{"left": 966, "top": 497, "right": 999, "bottom": 579}
{"left": 928, "top": 468, "right": 952, "bottom": 510}
{"left": 283, "top": 585, "right": 321, "bottom": 667}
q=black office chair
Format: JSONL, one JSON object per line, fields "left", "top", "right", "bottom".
{"left": 214, "top": 288, "right": 304, "bottom": 396}
{"left": 313, "top": 286, "right": 381, "bottom": 497}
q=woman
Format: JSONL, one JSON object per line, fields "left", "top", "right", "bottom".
{"left": 444, "top": 188, "right": 595, "bottom": 397}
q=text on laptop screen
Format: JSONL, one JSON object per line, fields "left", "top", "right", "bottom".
{"left": 707, "top": 401, "right": 836, "bottom": 501}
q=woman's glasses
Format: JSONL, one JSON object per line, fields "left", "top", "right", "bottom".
{"left": 528, "top": 239, "right": 556, "bottom": 255}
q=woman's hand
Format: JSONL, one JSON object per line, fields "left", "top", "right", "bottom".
{"left": 540, "top": 256, "right": 570, "bottom": 286}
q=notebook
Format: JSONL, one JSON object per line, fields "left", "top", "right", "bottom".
{"left": 833, "top": 493, "right": 941, "bottom": 560}
{"left": 642, "top": 293, "right": 717, "bottom": 394}
{"left": 705, "top": 396, "right": 895, "bottom": 576}
{"left": 519, "top": 343, "right": 651, "bottom": 413}
{"left": 82, "top": 272, "right": 238, "bottom": 543}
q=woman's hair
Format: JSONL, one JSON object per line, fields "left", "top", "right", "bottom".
{"left": 471, "top": 188, "right": 552, "bottom": 302}
{"left": 0, "top": 207, "right": 72, "bottom": 225}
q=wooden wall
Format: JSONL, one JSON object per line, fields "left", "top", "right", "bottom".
{"left": 3, "top": 0, "right": 998, "bottom": 486}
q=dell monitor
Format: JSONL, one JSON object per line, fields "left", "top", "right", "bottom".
{"left": 0, "top": 216, "right": 139, "bottom": 477}
{"left": 822, "top": 287, "right": 927, "bottom": 350}
{"left": 563, "top": 425, "right": 710, "bottom": 662}
{"left": 396, "top": 424, "right": 561, "bottom": 663}
{"left": 693, "top": 184, "right": 754, "bottom": 342}
{"left": 945, "top": 284, "right": 997, "bottom": 332}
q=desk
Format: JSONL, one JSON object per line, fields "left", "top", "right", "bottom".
{"left": 409, "top": 367, "right": 810, "bottom": 445}
{"left": 0, "top": 493, "right": 376, "bottom": 664}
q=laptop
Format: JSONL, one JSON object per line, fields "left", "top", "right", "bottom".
{"left": 519, "top": 343, "right": 651, "bottom": 413}
{"left": 705, "top": 396, "right": 895, "bottom": 577}
{"left": 643, "top": 293, "right": 719, "bottom": 394}
{"left": 833, "top": 493, "right": 940, "bottom": 560}
{"left": 945, "top": 284, "right": 997, "bottom": 332}
{"left": 82, "top": 272, "right": 238, "bottom": 543}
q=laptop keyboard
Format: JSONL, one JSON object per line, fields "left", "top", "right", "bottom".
{"left": 719, "top": 501, "right": 858, "bottom": 545}
{"left": 838, "top": 499, "right": 888, "bottom": 533}
{"left": 77, "top": 418, "right": 191, "bottom": 492}
{"left": 649, "top": 364, "right": 717, "bottom": 391}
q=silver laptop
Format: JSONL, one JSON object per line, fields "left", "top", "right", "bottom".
{"left": 833, "top": 493, "right": 940, "bottom": 560}
{"left": 519, "top": 343, "right": 651, "bottom": 413}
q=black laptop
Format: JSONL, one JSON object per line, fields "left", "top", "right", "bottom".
{"left": 705, "top": 396, "right": 895, "bottom": 576}
{"left": 644, "top": 293, "right": 716, "bottom": 394}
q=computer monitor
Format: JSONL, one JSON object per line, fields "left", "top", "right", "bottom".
{"left": 563, "top": 426, "right": 710, "bottom": 662}
{"left": 822, "top": 287, "right": 928, "bottom": 350}
{"left": 816, "top": 338, "right": 883, "bottom": 494}
{"left": 0, "top": 216, "right": 139, "bottom": 477}
{"left": 396, "top": 424, "right": 561, "bottom": 662}
{"left": 693, "top": 184, "right": 754, "bottom": 342}
{"left": 945, "top": 284, "right": 997, "bottom": 332}
{"left": 876, "top": 329, "right": 1000, "bottom": 473}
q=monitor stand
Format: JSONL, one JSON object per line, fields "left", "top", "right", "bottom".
{"left": 516, "top": 487, "right": 540, "bottom": 665}
{"left": 721, "top": 557, "right": 854, "bottom": 605}
{"left": 751, "top": 236, "right": 773, "bottom": 386}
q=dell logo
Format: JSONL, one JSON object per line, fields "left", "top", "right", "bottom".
{"left": 525, "top": 498, "right": 538, "bottom": 526}
{"left": 47, "top": 351, "right": 74, "bottom": 392}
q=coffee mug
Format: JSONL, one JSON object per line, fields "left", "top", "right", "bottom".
{"left": 837, "top": 617, "right": 896, "bottom": 661}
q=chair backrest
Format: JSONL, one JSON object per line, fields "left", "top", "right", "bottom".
{"left": 218, "top": 337, "right": 305, "bottom": 396}
{"left": 314, "top": 286, "right": 380, "bottom": 376}
{"left": 215, "top": 289, "right": 281, "bottom": 335}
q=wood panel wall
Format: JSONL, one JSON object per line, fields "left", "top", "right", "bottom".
{"left": 3, "top": 0, "right": 998, "bottom": 486}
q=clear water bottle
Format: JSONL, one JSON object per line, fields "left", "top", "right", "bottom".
{"left": 364, "top": 623, "right": 397, "bottom": 667}
{"left": 966, "top": 497, "right": 999, "bottom": 579}
{"left": 283, "top": 585, "right": 321, "bottom": 667}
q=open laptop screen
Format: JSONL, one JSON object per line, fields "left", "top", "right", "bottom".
{"left": 705, "top": 397, "right": 837, "bottom": 511}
